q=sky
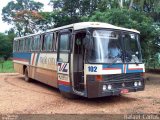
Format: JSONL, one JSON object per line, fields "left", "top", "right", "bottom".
{"left": 0, "top": 0, "right": 52, "bottom": 33}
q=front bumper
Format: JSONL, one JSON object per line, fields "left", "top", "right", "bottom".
{"left": 100, "top": 86, "right": 144, "bottom": 97}
{"left": 86, "top": 75, "right": 145, "bottom": 98}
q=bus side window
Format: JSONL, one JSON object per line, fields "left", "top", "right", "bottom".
{"left": 32, "top": 35, "right": 40, "bottom": 51}
{"left": 31, "top": 37, "right": 35, "bottom": 51}
{"left": 25, "top": 37, "right": 31, "bottom": 52}
{"left": 18, "top": 40, "right": 21, "bottom": 52}
{"left": 17, "top": 40, "right": 19, "bottom": 52}
{"left": 36, "top": 35, "right": 40, "bottom": 51}
{"left": 43, "top": 33, "right": 53, "bottom": 51}
{"left": 13, "top": 41, "right": 17, "bottom": 52}
{"left": 54, "top": 32, "right": 58, "bottom": 51}
{"left": 19, "top": 39, "right": 24, "bottom": 52}
{"left": 59, "top": 33, "right": 70, "bottom": 51}
{"left": 52, "top": 33, "right": 55, "bottom": 51}
{"left": 27, "top": 37, "right": 32, "bottom": 51}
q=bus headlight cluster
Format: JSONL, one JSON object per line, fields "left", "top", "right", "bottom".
{"left": 134, "top": 81, "right": 142, "bottom": 87}
{"left": 103, "top": 84, "right": 112, "bottom": 91}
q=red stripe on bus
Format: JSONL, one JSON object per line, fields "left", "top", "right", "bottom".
{"left": 13, "top": 58, "right": 29, "bottom": 62}
{"left": 103, "top": 68, "right": 121, "bottom": 70}
{"left": 58, "top": 80, "right": 70, "bottom": 85}
{"left": 32, "top": 53, "right": 36, "bottom": 65}
{"left": 128, "top": 68, "right": 143, "bottom": 70}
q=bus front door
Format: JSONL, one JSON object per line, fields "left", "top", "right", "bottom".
{"left": 57, "top": 30, "right": 72, "bottom": 94}
{"left": 73, "top": 32, "right": 86, "bottom": 92}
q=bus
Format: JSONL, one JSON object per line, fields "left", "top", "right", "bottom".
{"left": 13, "top": 22, "right": 145, "bottom": 98}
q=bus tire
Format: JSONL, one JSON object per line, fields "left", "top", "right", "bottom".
{"left": 24, "top": 68, "right": 32, "bottom": 82}
{"left": 60, "top": 91, "right": 78, "bottom": 99}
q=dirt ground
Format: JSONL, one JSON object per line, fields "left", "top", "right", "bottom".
{"left": 0, "top": 73, "right": 159, "bottom": 114}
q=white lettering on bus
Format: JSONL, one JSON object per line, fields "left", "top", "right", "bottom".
{"left": 40, "top": 56, "right": 56, "bottom": 65}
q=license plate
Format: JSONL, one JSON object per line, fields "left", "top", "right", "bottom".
{"left": 120, "top": 89, "right": 129, "bottom": 94}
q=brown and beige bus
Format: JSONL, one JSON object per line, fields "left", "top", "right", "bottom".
{"left": 13, "top": 22, "right": 145, "bottom": 98}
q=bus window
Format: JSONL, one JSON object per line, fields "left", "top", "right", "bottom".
{"left": 16, "top": 41, "right": 19, "bottom": 52}
{"left": 123, "top": 33, "right": 142, "bottom": 63}
{"left": 13, "top": 41, "right": 18, "bottom": 52}
{"left": 43, "top": 33, "right": 53, "bottom": 51}
{"left": 32, "top": 35, "right": 40, "bottom": 51}
{"left": 59, "top": 33, "right": 70, "bottom": 51}
{"left": 54, "top": 32, "right": 58, "bottom": 51}
{"left": 19, "top": 39, "right": 24, "bottom": 52}
{"left": 25, "top": 37, "right": 31, "bottom": 51}
{"left": 57, "top": 32, "right": 71, "bottom": 62}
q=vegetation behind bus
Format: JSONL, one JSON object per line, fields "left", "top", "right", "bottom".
{"left": 0, "top": 0, "right": 160, "bottom": 70}
{"left": 0, "top": 61, "right": 14, "bottom": 73}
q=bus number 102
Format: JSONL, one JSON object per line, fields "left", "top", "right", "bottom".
{"left": 88, "top": 66, "right": 97, "bottom": 72}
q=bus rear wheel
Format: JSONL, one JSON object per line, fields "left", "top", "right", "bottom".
{"left": 24, "top": 68, "right": 32, "bottom": 82}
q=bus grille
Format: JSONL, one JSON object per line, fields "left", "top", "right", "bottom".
{"left": 112, "top": 81, "right": 134, "bottom": 88}
{"left": 103, "top": 73, "right": 142, "bottom": 81}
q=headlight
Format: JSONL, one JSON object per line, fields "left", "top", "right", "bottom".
{"left": 108, "top": 84, "right": 112, "bottom": 90}
{"left": 102, "top": 85, "right": 107, "bottom": 91}
{"left": 138, "top": 81, "right": 142, "bottom": 86}
{"left": 134, "top": 82, "right": 138, "bottom": 87}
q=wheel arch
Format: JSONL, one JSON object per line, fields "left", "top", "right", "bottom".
{"left": 23, "top": 65, "right": 27, "bottom": 75}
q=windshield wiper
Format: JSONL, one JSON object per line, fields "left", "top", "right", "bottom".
{"left": 124, "top": 50, "right": 139, "bottom": 65}
{"left": 108, "top": 51, "right": 139, "bottom": 67}
{"left": 108, "top": 56, "right": 121, "bottom": 67}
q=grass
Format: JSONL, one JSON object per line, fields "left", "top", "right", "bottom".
{"left": 0, "top": 60, "right": 15, "bottom": 73}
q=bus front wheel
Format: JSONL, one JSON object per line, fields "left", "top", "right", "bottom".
{"left": 24, "top": 68, "right": 32, "bottom": 82}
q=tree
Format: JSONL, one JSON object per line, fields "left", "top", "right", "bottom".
{"left": 49, "top": 0, "right": 64, "bottom": 11}
{"left": 49, "top": 0, "right": 103, "bottom": 17}
{"left": 38, "top": 11, "right": 80, "bottom": 30}
{"left": 2, "top": 0, "right": 44, "bottom": 36}
{"left": 0, "top": 31, "right": 15, "bottom": 60}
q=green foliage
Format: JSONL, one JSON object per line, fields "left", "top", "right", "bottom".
{"left": 0, "top": 61, "right": 14, "bottom": 73}
{"left": 0, "top": 28, "right": 16, "bottom": 60}
{"left": 0, "top": 33, "right": 13, "bottom": 60}
{"left": 2, "top": 0, "right": 44, "bottom": 36}
{"left": 38, "top": 11, "right": 80, "bottom": 31}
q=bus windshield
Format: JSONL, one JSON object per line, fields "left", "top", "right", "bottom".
{"left": 87, "top": 29, "right": 142, "bottom": 63}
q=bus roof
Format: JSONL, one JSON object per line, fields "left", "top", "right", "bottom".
{"left": 14, "top": 22, "right": 140, "bottom": 40}
{"left": 73, "top": 22, "right": 140, "bottom": 33}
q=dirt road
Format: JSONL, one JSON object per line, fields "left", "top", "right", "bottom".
{"left": 0, "top": 73, "right": 159, "bottom": 114}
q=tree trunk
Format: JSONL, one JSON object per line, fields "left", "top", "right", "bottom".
{"left": 118, "top": 0, "right": 123, "bottom": 8}
{"left": 129, "top": 0, "right": 133, "bottom": 10}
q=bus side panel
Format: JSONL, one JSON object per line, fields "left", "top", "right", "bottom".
{"left": 28, "top": 53, "right": 58, "bottom": 88}
{"left": 29, "top": 66, "right": 58, "bottom": 88}
{"left": 13, "top": 62, "right": 24, "bottom": 75}
{"left": 13, "top": 52, "right": 31, "bottom": 74}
